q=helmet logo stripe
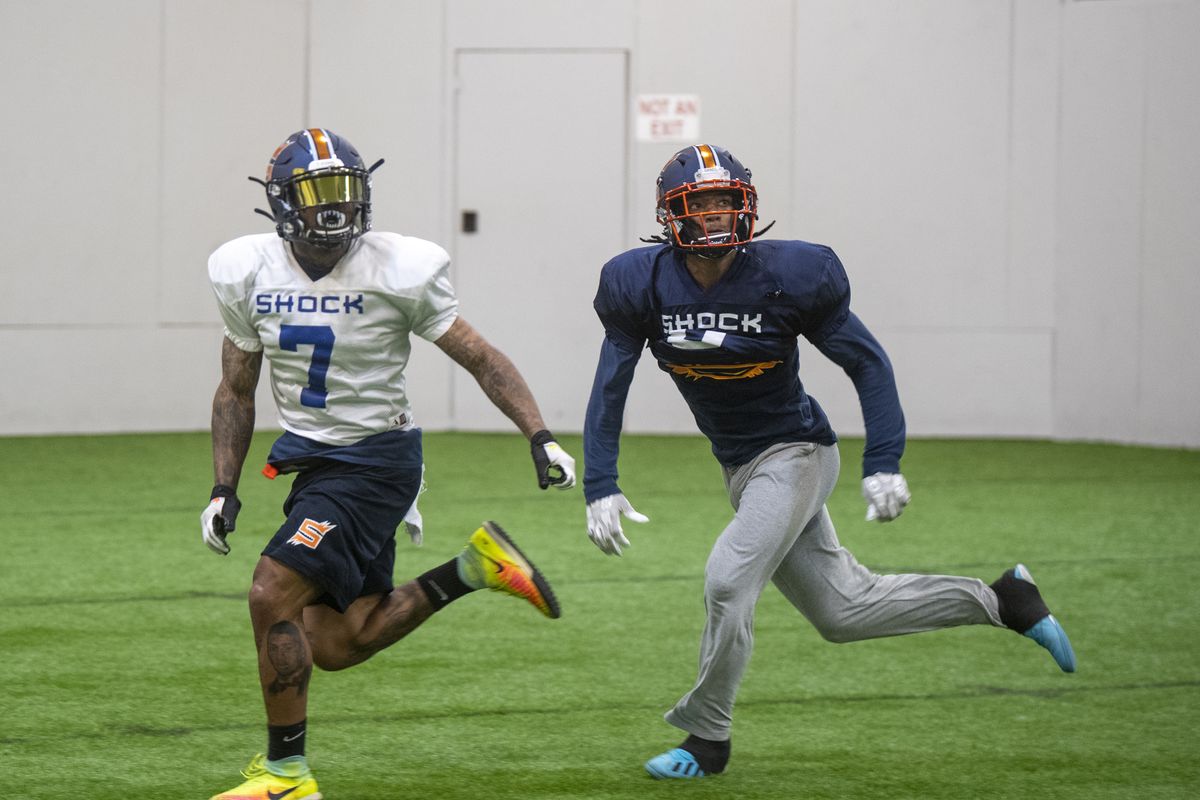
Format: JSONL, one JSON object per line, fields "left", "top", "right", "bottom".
{"left": 305, "top": 128, "right": 335, "bottom": 161}
{"left": 694, "top": 144, "right": 719, "bottom": 169}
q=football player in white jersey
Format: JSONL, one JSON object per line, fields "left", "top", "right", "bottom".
{"left": 200, "top": 128, "right": 576, "bottom": 800}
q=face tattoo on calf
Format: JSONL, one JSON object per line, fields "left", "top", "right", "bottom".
{"left": 266, "top": 621, "right": 312, "bottom": 698}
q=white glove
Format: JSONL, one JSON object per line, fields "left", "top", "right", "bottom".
{"left": 862, "top": 472, "right": 911, "bottom": 522}
{"left": 402, "top": 471, "right": 427, "bottom": 546}
{"left": 586, "top": 493, "right": 648, "bottom": 556}
{"left": 531, "top": 431, "right": 577, "bottom": 490}
{"left": 542, "top": 441, "right": 577, "bottom": 489}
{"left": 200, "top": 495, "right": 235, "bottom": 555}
{"left": 403, "top": 511, "right": 423, "bottom": 547}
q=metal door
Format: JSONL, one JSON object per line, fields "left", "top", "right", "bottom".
{"left": 453, "top": 49, "right": 628, "bottom": 431}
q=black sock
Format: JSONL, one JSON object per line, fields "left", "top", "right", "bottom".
{"left": 417, "top": 558, "right": 475, "bottom": 611}
{"left": 681, "top": 733, "right": 731, "bottom": 774}
{"left": 990, "top": 569, "right": 1049, "bottom": 633}
{"left": 267, "top": 719, "right": 307, "bottom": 761}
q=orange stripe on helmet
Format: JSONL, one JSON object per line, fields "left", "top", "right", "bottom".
{"left": 308, "top": 128, "right": 333, "bottom": 160}
{"left": 695, "top": 144, "right": 718, "bottom": 169}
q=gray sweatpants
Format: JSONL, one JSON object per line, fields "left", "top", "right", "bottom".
{"left": 664, "top": 442, "right": 1002, "bottom": 740}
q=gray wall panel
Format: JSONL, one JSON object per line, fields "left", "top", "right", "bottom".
{"left": 1056, "top": 2, "right": 1149, "bottom": 441}
{"left": 159, "top": 0, "right": 309, "bottom": 325}
{"left": 4, "top": 0, "right": 161, "bottom": 327}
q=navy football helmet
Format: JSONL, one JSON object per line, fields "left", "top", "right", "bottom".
{"left": 655, "top": 144, "right": 758, "bottom": 257}
{"left": 252, "top": 128, "right": 381, "bottom": 246}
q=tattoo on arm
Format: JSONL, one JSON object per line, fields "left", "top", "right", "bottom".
{"left": 212, "top": 337, "right": 263, "bottom": 488}
{"left": 434, "top": 318, "right": 546, "bottom": 438}
{"left": 266, "top": 620, "right": 312, "bottom": 698}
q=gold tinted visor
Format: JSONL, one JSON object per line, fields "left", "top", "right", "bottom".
{"left": 292, "top": 171, "right": 366, "bottom": 208}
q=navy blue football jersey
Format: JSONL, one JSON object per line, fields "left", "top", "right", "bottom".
{"left": 583, "top": 240, "right": 905, "bottom": 502}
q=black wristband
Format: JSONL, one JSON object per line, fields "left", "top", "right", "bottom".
{"left": 211, "top": 484, "right": 237, "bottom": 500}
{"left": 530, "top": 429, "right": 555, "bottom": 447}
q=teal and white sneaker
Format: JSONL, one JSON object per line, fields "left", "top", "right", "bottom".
{"left": 645, "top": 748, "right": 707, "bottom": 779}
{"left": 990, "top": 563, "right": 1077, "bottom": 673}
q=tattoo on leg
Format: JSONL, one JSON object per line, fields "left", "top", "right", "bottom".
{"left": 266, "top": 620, "right": 312, "bottom": 697}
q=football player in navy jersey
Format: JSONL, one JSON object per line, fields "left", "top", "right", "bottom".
{"left": 583, "top": 144, "right": 1076, "bottom": 779}
{"left": 199, "top": 129, "right": 576, "bottom": 800}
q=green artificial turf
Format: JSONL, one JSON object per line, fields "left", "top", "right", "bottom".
{"left": 1, "top": 432, "right": 1198, "bottom": 799}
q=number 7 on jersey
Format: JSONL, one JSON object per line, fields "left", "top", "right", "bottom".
{"left": 279, "top": 324, "right": 336, "bottom": 408}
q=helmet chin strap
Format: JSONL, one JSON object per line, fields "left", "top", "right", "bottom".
{"left": 691, "top": 247, "right": 736, "bottom": 261}
{"left": 308, "top": 236, "right": 349, "bottom": 250}
{"left": 679, "top": 220, "right": 735, "bottom": 258}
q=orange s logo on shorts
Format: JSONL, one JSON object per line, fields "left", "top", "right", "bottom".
{"left": 288, "top": 518, "right": 337, "bottom": 549}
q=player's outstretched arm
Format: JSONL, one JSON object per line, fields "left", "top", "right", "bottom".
{"left": 202, "top": 337, "right": 263, "bottom": 554}
{"left": 434, "top": 317, "right": 576, "bottom": 489}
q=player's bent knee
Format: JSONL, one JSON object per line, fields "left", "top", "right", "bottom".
{"left": 808, "top": 614, "right": 859, "bottom": 643}
{"left": 248, "top": 557, "right": 321, "bottom": 614}
{"left": 816, "top": 626, "right": 857, "bottom": 644}
{"left": 247, "top": 578, "right": 299, "bottom": 617}
{"left": 704, "top": 573, "right": 747, "bottom": 608}
{"left": 246, "top": 580, "right": 275, "bottom": 615}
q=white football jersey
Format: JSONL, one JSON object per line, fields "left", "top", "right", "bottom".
{"left": 208, "top": 231, "right": 459, "bottom": 445}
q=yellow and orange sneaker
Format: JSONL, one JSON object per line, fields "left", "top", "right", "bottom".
{"left": 457, "top": 521, "right": 561, "bottom": 619}
{"left": 209, "top": 754, "right": 321, "bottom": 800}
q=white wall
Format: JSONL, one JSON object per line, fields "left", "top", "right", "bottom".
{"left": 1, "top": 0, "right": 1196, "bottom": 448}
{"left": 1055, "top": 0, "right": 1200, "bottom": 446}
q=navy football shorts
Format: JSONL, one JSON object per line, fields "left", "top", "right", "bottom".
{"left": 263, "top": 459, "right": 422, "bottom": 612}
